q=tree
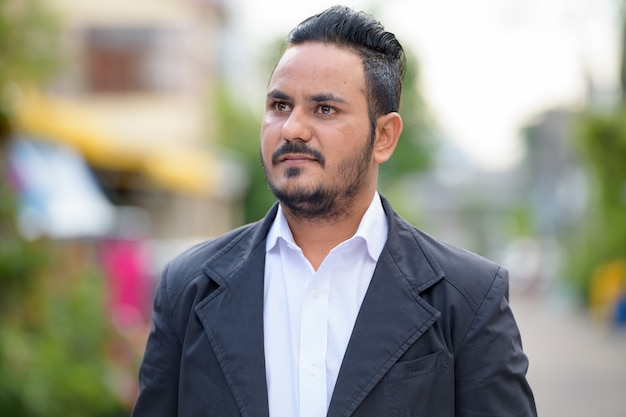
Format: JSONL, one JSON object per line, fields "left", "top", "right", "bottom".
{"left": 572, "top": 108, "right": 626, "bottom": 302}
{"left": 211, "top": 82, "right": 272, "bottom": 223}
{"left": 0, "top": 0, "right": 61, "bottom": 142}
{"left": 567, "top": 1, "right": 626, "bottom": 304}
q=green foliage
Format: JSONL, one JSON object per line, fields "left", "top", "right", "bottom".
{"left": 577, "top": 111, "right": 626, "bottom": 207}
{"left": 569, "top": 109, "right": 626, "bottom": 299}
{"left": 0, "top": 273, "right": 124, "bottom": 417}
{"left": 0, "top": 179, "right": 127, "bottom": 417}
{"left": 0, "top": 0, "right": 62, "bottom": 143}
{"left": 0, "top": 181, "right": 47, "bottom": 303}
{"left": 0, "top": 0, "right": 62, "bottom": 86}
{"left": 212, "top": 83, "right": 274, "bottom": 223}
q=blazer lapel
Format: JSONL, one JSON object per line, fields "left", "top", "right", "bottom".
{"left": 194, "top": 231, "right": 270, "bottom": 417}
{"left": 328, "top": 198, "right": 444, "bottom": 417}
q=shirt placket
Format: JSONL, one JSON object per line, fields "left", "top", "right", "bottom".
{"left": 298, "top": 264, "right": 331, "bottom": 417}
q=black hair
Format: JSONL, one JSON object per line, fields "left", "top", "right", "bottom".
{"left": 286, "top": 5, "right": 406, "bottom": 120}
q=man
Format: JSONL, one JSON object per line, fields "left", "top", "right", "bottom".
{"left": 132, "top": 5, "right": 537, "bottom": 417}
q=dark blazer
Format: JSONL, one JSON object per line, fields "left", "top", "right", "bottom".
{"left": 132, "top": 196, "right": 537, "bottom": 417}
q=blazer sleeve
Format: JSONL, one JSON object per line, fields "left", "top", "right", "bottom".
{"left": 131, "top": 265, "right": 182, "bottom": 417}
{"left": 454, "top": 267, "right": 537, "bottom": 417}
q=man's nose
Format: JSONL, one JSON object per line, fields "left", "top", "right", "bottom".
{"left": 281, "top": 108, "right": 312, "bottom": 142}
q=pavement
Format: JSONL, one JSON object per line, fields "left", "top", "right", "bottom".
{"left": 510, "top": 291, "right": 626, "bottom": 417}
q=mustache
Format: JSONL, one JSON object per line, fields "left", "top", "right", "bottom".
{"left": 271, "top": 142, "right": 325, "bottom": 166}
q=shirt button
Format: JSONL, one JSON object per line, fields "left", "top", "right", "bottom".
{"left": 312, "top": 289, "right": 320, "bottom": 298}
{"left": 308, "top": 365, "right": 318, "bottom": 375}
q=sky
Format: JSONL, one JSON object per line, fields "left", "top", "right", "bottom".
{"left": 227, "top": 0, "right": 621, "bottom": 171}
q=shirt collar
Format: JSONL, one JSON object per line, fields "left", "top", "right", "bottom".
{"left": 266, "top": 203, "right": 297, "bottom": 252}
{"left": 265, "top": 192, "right": 388, "bottom": 262}
{"left": 353, "top": 191, "right": 388, "bottom": 261}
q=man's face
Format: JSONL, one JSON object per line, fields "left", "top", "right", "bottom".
{"left": 261, "top": 42, "right": 376, "bottom": 220}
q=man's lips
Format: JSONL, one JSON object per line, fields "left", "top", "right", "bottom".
{"left": 271, "top": 143, "right": 325, "bottom": 166}
{"left": 279, "top": 153, "right": 318, "bottom": 163}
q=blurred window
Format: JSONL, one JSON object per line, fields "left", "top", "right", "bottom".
{"left": 85, "top": 27, "right": 185, "bottom": 93}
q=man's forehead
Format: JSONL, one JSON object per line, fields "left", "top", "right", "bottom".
{"left": 269, "top": 42, "right": 365, "bottom": 90}
{"left": 275, "top": 42, "right": 362, "bottom": 71}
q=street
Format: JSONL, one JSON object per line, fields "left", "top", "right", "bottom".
{"left": 511, "top": 292, "right": 626, "bottom": 417}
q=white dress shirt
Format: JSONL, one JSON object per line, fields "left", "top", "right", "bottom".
{"left": 264, "top": 193, "right": 388, "bottom": 417}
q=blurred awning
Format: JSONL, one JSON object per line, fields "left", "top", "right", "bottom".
{"left": 8, "top": 137, "right": 117, "bottom": 240}
{"left": 14, "top": 92, "right": 221, "bottom": 196}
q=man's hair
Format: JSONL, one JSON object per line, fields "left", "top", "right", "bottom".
{"left": 286, "top": 5, "right": 406, "bottom": 119}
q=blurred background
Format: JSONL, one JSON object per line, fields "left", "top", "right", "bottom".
{"left": 0, "top": 0, "right": 625, "bottom": 415}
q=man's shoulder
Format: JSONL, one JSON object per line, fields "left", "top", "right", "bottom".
{"left": 386, "top": 204, "right": 501, "bottom": 284}
{"left": 384, "top": 197, "right": 504, "bottom": 303}
{"left": 161, "top": 221, "right": 262, "bottom": 288}
{"left": 416, "top": 228, "right": 500, "bottom": 276}
{"left": 409, "top": 225, "right": 506, "bottom": 311}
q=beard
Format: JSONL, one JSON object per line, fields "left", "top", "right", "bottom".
{"left": 263, "top": 134, "right": 374, "bottom": 222}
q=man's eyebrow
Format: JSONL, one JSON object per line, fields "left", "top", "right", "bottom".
{"left": 267, "top": 89, "right": 290, "bottom": 100}
{"left": 308, "top": 93, "right": 347, "bottom": 104}
{"left": 266, "top": 90, "right": 347, "bottom": 104}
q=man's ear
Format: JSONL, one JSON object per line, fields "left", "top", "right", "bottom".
{"left": 373, "top": 112, "right": 403, "bottom": 164}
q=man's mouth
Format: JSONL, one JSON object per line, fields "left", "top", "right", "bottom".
{"left": 272, "top": 144, "right": 324, "bottom": 166}
{"left": 279, "top": 153, "right": 318, "bottom": 164}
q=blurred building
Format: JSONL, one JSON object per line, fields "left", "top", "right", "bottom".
{"left": 6, "top": 0, "right": 250, "bottom": 334}
{"left": 13, "top": 0, "right": 247, "bottom": 243}
{"left": 395, "top": 132, "right": 570, "bottom": 294}
{"left": 522, "top": 110, "right": 587, "bottom": 238}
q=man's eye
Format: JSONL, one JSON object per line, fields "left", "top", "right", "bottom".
{"left": 317, "top": 105, "right": 336, "bottom": 115}
{"left": 274, "top": 102, "right": 291, "bottom": 112}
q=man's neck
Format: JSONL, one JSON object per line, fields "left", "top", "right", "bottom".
{"left": 280, "top": 192, "right": 375, "bottom": 270}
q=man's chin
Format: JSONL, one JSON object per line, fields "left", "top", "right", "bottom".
{"left": 274, "top": 189, "right": 321, "bottom": 206}
{"left": 284, "top": 166, "right": 304, "bottom": 178}
{"left": 272, "top": 187, "right": 343, "bottom": 221}
{"left": 270, "top": 179, "right": 318, "bottom": 201}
